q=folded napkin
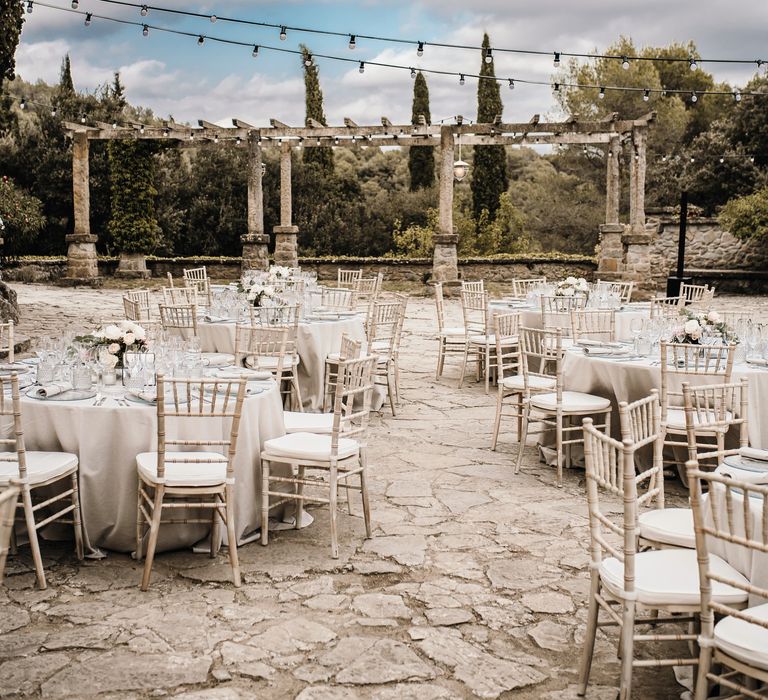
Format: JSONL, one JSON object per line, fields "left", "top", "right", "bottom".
{"left": 201, "top": 352, "right": 235, "bottom": 368}
{"left": 740, "top": 447, "right": 768, "bottom": 463}
{"left": 582, "top": 346, "right": 630, "bottom": 356}
{"left": 746, "top": 357, "right": 768, "bottom": 367}
{"left": 34, "top": 381, "right": 73, "bottom": 398}
{"left": 577, "top": 339, "right": 623, "bottom": 348}
{"left": 130, "top": 389, "right": 157, "bottom": 403}
{"left": 203, "top": 315, "right": 232, "bottom": 323}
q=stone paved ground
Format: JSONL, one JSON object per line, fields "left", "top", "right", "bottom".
{"left": 3, "top": 284, "right": 768, "bottom": 699}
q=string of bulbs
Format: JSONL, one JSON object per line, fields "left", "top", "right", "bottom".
{"left": 23, "top": 1, "right": 768, "bottom": 104}
{"left": 64, "top": 0, "right": 767, "bottom": 70}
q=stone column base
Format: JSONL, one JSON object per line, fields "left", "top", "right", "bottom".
{"left": 596, "top": 223, "right": 625, "bottom": 275}
{"left": 241, "top": 233, "right": 270, "bottom": 272}
{"left": 273, "top": 225, "right": 299, "bottom": 268}
{"left": 431, "top": 232, "right": 460, "bottom": 286}
{"left": 61, "top": 233, "right": 102, "bottom": 286}
{"left": 115, "top": 252, "right": 151, "bottom": 279}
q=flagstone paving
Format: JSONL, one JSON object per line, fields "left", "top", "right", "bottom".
{"left": 4, "top": 283, "right": 767, "bottom": 699}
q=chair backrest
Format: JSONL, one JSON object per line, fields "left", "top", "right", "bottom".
{"left": 659, "top": 341, "right": 735, "bottom": 421}
{"left": 687, "top": 461, "right": 768, "bottom": 644}
{"left": 0, "top": 484, "right": 19, "bottom": 583}
{"left": 595, "top": 279, "right": 634, "bottom": 303}
{"left": 650, "top": 296, "right": 683, "bottom": 318}
{"left": 158, "top": 304, "right": 198, "bottom": 336}
{"left": 392, "top": 293, "right": 408, "bottom": 355}
{"left": 570, "top": 309, "right": 616, "bottom": 342}
{"left": 155, "top": 374, "right": 247, "bottom": 481}
{"left": 162, "top": 286, "right": 198, "bottom": 306}
{"left": 582, "top": 417, "right": 639, "bottom": 591}
{"left": 512, "top": 277, "right": 547, "bottom": 299}
{"left": 337, "top": 269, "right": 362, "bottom": 289}
{"left": 368, "top": 300, "right": 401, "bottom": 359}
{"left": 330, "top": 356, "right": 376, "bottom": 456}
{"left": 353, "top": 273, "right": 382, "bottom": 301}
{"left": 680, "top": 282, "right": 713, "bottom": 305}
{"left": 234, "top": 324, "right": 289, "bottom": 374}
{"left": 123, "top": 291, "right": 154, "bottom": 323}
{"left": 618, "top": 390, "right": 665, "bottom": 509}
{"left": 460, "top": 289, "right": 489, "bottom": 338}
{"left": 0, "top": 321, "right": 14, "bottom": 363}
{"left": 183, "top": 266, "right": 208, "bottom": 283}
{"left": 251, "top": 303, "right": 301, "bottom": 328}
{"left": 519, "top": 326, "right": 563, "bottom": 396}
{"left": 461, "top": 280, "right": 485, "bottom": 294}
{"left": 321, "top": 287, "right": 357, "bottom": 311}
{"left": 338, "top": 333, "right": 362, "bottom": 361}
{"left": 494, "top": 313, "right": 521, "bottom": 383}
{"left": 434, "top": 282, "right": 447, "bottom": 334}
{"left": 540, "top": 294, "right": 588, "bottom": 315}
{"left": 0, "top": 374, "right": 27, "bottom": 479}
{"left": 682, "top": 379, "right": 749, "bottom": 464}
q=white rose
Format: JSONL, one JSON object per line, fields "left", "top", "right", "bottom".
{"left": 133, "top": 326, "right": 146, "bottom": 341}
{"left": 104, "top": 325, "right": 121, "bottom": 340}
{"left": 105, "top": 353, "right": 119, "bottom": 368}
{"left": 119, "top": 320, "right": 132, "bottom": 332}
{"left": 123, "top": 332, "right": 136, "bottom": 346}
{"left": 565, "top": 276, "right": 577, "bottom": 285}
{"left": 108, "top": 342, "right": 120, "bottom": 354}
{"left": 562, "top": 287, "right": 575, "bottom": 296}
{"left": 707, "top": 311, "right": 720, "bottom": 324}
{"left": 684, "top": 319, "right": 701, "bottom": 335}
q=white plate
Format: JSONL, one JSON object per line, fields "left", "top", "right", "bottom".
{"left": 723, "top": 455, "right": 768, "bottom": 473}
{"left": 26, "top": 387, "right": 98, "bottom": 402}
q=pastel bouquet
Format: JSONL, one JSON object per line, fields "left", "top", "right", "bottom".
{"left": 555, "top": 277, "right": 589, "bottom": 297}
{"left": 268, "top": 265, "right": 292, "bottom": 282}
{"left": 240, "top": 280, "right": 276, "bottom": 307}
{"left": 76, "top": 321, "right": 147, "bottom": 368}
{"left": 671, "top": 310, "right": 737, "bottom": 345}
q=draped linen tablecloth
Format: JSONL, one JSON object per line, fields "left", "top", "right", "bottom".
{"left": 19, "top": 383, "right": 288, "bottom": 554}
{"left": 197, "top": 316, "right": 368, "bottom": 411}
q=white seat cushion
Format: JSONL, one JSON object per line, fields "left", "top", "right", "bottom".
{"left": 283, "top": 411, "right": 334, "bottom": 435}
{"left": 600, "top": 549, "right": 748, "bottom": 607}
{"left": 469, "top": 334, "right": 518, "bottom": 346}
{"left": 714, "top": 602, "right": 768, "bottom": 670}
{"left": 500, "top": 374, "right": 556, "bottom": 391}
{"left": 245, "top": 355, "right": 300, "bottom": 370}
{"left": 530, "top": 391, "right": 611, "bottom": 413}
{"left": 639, "top": 507, "right": 695, "bottom": 548}
{"left": 262, "top": 432, "right": 360, "bottom": 462}
{"left": 136, "top": 451, "right": 228, "bottom": 486}
{"left": 0, "top": 451, "right": 78, "bottom": 486}
{"left": 665, "top": 408, "right": 732, "bottom": 432}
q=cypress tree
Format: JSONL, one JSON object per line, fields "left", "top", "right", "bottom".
{"left": 59, "top": 54, "right": 75, "bottom": 95}
{"left": 0, "top": 0, "right": 24, "bottom": 86}
{"left": 300, "top": 45, "right": 334, "bottom": 174}
{"left": 471, "top": 33, "right": 508, "bottom": 221}
{"left": 408, "top": 71, "right": 435, "bottom": 190}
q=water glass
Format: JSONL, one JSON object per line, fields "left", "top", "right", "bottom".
{"left": 73, "top": 363, "right": 92, "bottom": 390}
{"left": 37, "top": 361, "right": 56, "bottom": 384}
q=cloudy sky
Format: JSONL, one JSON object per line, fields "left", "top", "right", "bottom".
{"left": 15, "top": 0, "right": 768, "bottom": 128}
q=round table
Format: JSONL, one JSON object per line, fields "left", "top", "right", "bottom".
{"left": 197, "top": 316, "right": 367, "bottom": 411}
{"left": 19, "top": 381, "right": 287, "bottom": 554}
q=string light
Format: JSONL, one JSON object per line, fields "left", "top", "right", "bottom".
{"left": 304, "top": 53, "right": 313, "bottom": 66}
{"left": 79, "top": 113, "right": 86, "bottom": 123}
{"left": 142, "top": 23, "right": 148, "bottom": 36}
{"left": 189, "top": 132, "right": 194, "bottom": 140}
{"left": 750, "top": 156, "right": 755, "bottom": 162}
{"left": 51, "top": 106, "right": 57, "bottom": 117}
{"left": 26, "top": 0, "right": 32, "bottom": 11}
{"left": 691, "top": 91, "right": 698, "bottom": 103}
{"left": 235, "top": 136, "right": 241, "bottom": 145}
{"left": 734, "top": 91, "right": 742, "bottom": 102}
{"left": 690, "top": 156, "right": 695, "bottom": 163}
{"left": 71, "top": 0, "right": 78, "bottom": 8}
{"left": 417, "top": 41, "right": 424, "bottom": 57}
{"left": 598, "top": 86, "right": 605, "bottom": 99}
{"left": 348, "top": 35, "right": 355, "bottom": 49}
{"left": 139, "top": 124, "right": 145, "bottom": 133}
{"left": 359, "top": 61, "right": 365, "bottom": 74}
{"left": 197, "top": 35, "right": 204, "bottom": 45}
{"left": 140, "top": 4, "right": 147, "bottom": 15}
{"left": 410, "top": 67, "right": 416, "bottom": 79}
{"left": 209, "top": 14, "right": 216, "bottom": 23}
{"left": 459, "top": 74, "right": 465, "bottom": 85}
{"left": 163, "top": 127, "right": 169, "bottom": 136}
{"left": 20, "top": 97, "right": 26, "bottom": 110}
{"left": 508, "top": 79, "right": 515, "bottom": 90}
{"left": 719, "top": 157, "right": 725, "bottom": 163}
{"left": 553, "top": 51, "right": 560, "bottom": 67}
{"left": 84, "top": 12, "right": 91, "bottom": 25}
{"left": 621, "top": 56, "right": 630, "bottom": 70}
{"left": 252, "top": 44, "right": 259, "bottom": 57}
{"left": 689, "top": 58, "right": 698, "bottom": 71}
{"left": 484, "top": 47, "right": 493, "bottom": 64}
{"left": 279, "top": 26, "right": 287, "bottom": 41}
{"left": 553, "top": 82, "right": 560, "bottom": 92}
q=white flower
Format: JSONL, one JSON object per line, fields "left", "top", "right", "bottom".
{"left": 565, "top": 276, "right": 577, "bottom": 285}
{"left": 119, "top": 320, "right": 133, "bottom": 332}
{"left": 123, "top": 332, "right": 136, "bottom": 346}
{"left": 576, "top": 279, "right": 589, "bottom": 291}
{"left": 133, "top": 325, "right": 146, "bottom": 341}
{"left": 684, "top": 319, "right": 701, "bottom": 336}
{"left": 561, "top": 287, "right": 575, "bottom": 296}
{"left": 707, "top": 311, "right": 720, "bottom": 324}
{"left": 104, "top": 353, "right": 119, "bottom": 368}
{"left": 104, "top": 325, "right": 121, "bottom": 340}
{"left": 108, "top": 342, "right": 120, "bottom": 354}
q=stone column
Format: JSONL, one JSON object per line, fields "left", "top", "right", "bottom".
{"left": 63, "top": 132, "right": 101, "bottom": 286}
{"left": 628, "top": 127, "right": 647, "bottom": 234}
{"left": 242, "top": 137, "right": 270, "bottom": 271}
{"left": 432, "top": 125, "right": 459, "bottom": 286}
{"left": 605, "top": 136, "right": 620, "bottom": 225}
{"left": 273, "top": 140, "right": 298, "bottom": 268}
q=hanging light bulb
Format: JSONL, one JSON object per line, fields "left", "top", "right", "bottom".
{"left": 279, "top": 26, "right": 287, "bottom": 41}
{"left": 553, "top": 82, "right": 560, "bottom": 92}
{"left": 508, "top": 79, "right": 515, "bottom": 90}
{"left": 417, "top": 41, "right": 424, "bottom": 57}
{"left": 261, "top": 162, "right": 266, "bottom": 176}
{"left": 553, "top": 51, "right": 560, "bottom": 67}
{"left": 750, "top": 156, "right": 755, "bottom": 163}
{"left": 598, "top": 86, "right": 605, "bottom": 99}
{"left": 453, "top": 132, "right": 469, "bottom": 181}
{"left": 214, "top": 133, "right": 219, "bottom": 143}
{"left": 459, "top": 74, "right": 465, "bottom": 86}
{"left": 209, "top": 14, "right": 216, "bottom": 22}
{"left": 26, "top": 0, "right": 33, "bottom": 13}
{"left": 139, "top": 124, "right": 145, "bottom": 134}
{"left": 163, "top": 127, "right": 169, "bottom": 137}
{"left": 719, "top": 157, "right": 725, "bottom": 163}
{"left": 198, "top": 35, "right": 205, "bottom": 46}
{"left": 348, "top": 35, "right": 356, "bottom": 50}
{"left": 304, "top": 53, "right": 313, "bottom": 67}
{"left": 189, "top": 132, "right": 194, "bottom": 140}
{"left": 140, "top": 4, "right": 148, "bottom": 16}
{"left": 691, "top": 91, "right": 698, "bottom": 103}
{"left": 410, "top": 67, "right": 416, "bottom": 79}
{"left": 484, "top": 47, "right": 493, "bottom": 64}
{"left": 84, "top": 12, "right": 91, "bottom": 26}
{"left": 689, "top": 58, "right": 698, "bottom": 71}
{"left": 80, "top": 113, "right": 86, "bottom": 124}
{"left": 734, "top": 91, "right": 742, "bottom": 102}
{"left": 142, "top": 24, "right": 149, "bottom": 37}
{"left": 359, "top": 61, "right": 365, "bottom": 74}
{"left": 690, "top": 156, "right": 695, "bottom": 163}
{"left": 643, "top": 88, "right": 650, "bottom": 102}
{"left": 661, "top": 155, "right": 667, "bottom": 162}
{"left": 252, "top": 45, "right": 259, "bottom": 58}
{"left": 621, "top": 56, "right": 630, "bottom": 70}
{"left": 19, "top": 97, "right": 26, "bottom": 110}
{"left": 71, "top": 0, "right": 78, "bottom": 8}
{"left": 235, "top": 136, "right": 241, "bottom": 145}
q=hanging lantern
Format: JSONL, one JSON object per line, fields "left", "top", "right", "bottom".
{"left": 453, "top": 160, "right": 469, "bottom": 181}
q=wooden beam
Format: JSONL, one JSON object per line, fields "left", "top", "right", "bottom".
{"left": 529, "top": 114, "right": 540, "bottom": 125}
{"left": 306, "top": 118, "right": 324, "bottom": 128}
{"left": 344, "top": 117, "right": 358, "bottom": 128}
{"left": 600, "top": 112, "right": 619, "bottom": 123}
{"left": 381, "top": 117, "right": 392, "bottom": 127}
{"left": 232, "top": 118, "right": 256, "bottom": 129}
{"left": 198, "top": 119, "right": 227, "bottom": 130}
{"left": 270, "top": 118, "right": 290, "bottom": 128}
{"left": 493, "top": 115, "right": 502, "bottom": 126}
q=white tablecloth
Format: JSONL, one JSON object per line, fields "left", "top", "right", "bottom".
{"left": 197, "top": 317, "right": 367, "bottom": 411}
{"left": 20, "top": 383, "right": 287, "bottom": 554}
{"left": 518, "top": 305, "right": 649, "bottom": 342}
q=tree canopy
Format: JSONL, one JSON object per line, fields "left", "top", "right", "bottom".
{"left": 408, "top": 72, "right": 435, "bottom": 191}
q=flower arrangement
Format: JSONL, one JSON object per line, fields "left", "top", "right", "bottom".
{"left": 671, "top": 310, "right": 737, "bottom": 345}
{"left": 76, "top": 320, "right": 147, "bottom": 368}
{"left": 555, "top": 276, "right": 589, "bottom": 297}
{"left": 239, "top": 280, "right": 276, "bottom": 307}
{"left": 268, "top": 265, "right": 291, "bottom": 281}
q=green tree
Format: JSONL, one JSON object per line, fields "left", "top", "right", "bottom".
{"left": 0, "top": 0, "right": 23, "bottom": 85}
{"left": 471, "top": 33, "right": 508, "bottom": 221}
{"left": 107, "top": 141, "right": 161, "bottom": 255}
{"left": 408, "top": 71, "right": 435, "bottom": 190}
{"left": 728, "top": 73, "right": 768, "bottom": 168}
{"left": 300, "top": 45, "right": 334, "bottom": 174}
{"left": 0, "top": 176, "right": 45, "bottom": 258}
{"left": 719, "top": 187, "right": 768, "bottom": 240}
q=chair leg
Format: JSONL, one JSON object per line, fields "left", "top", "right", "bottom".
{"left": 209, "top": 500, "right": 219, "bottom": 558}
{"left": 223, "top": 484, "right": 241, "bottom": 587}
{"left": 491, "top": 389, "right": 504, "bottom": 450}
{"left": 70, "top": 471, "right": 84, "bottom": 561}
{"left": 618, "top": 600, "right": 636, "bottom": 699}
{"left": 386, "top": 366, "right": 397, "bottom": 417}
{"left": 140, "top": 485, "right": 165, "bottom": 591}
{"left": 295, "top": 466, "right": 305, "bottom": 529}
{"left": 693, "top": 633, "right": 713, "bottom": 699}
{"left": 360, "top": 453, "right": 372, "bottom": 539}
{"left": 260, "top": 459, "right": 270, "bottom": 546}
{"left": 135, "top": 478, "right": 145, "bottom": 562}
{"left": 484, "top": 345, "right": 491, "bottom": 394}
{"left": 436, "top": 339, "right": 444, "bottom": 380}
{"left": 329, "top": 466, "right": 339, "bottom": 559}
{"left": 458, "top": 342, "right": 469, "bottom": 389}
{"left": 291, "top": 373, "right": 304, "bottom": 412}
{"left": 577, "top": 573, "right": 601, "bottom": 696}
{"left": 516, "top": 395, "right": 523, "bottom": 443}
{"left": 21, "top": 486, "right": 46, "bottom": 590}
{"left": 515, "top": 405, "right": 530, "bottom": 474}
{"left": 556, "top": 412, "right": 564, "bottom": 487}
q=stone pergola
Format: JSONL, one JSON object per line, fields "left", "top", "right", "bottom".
{"left": 63, "top": 112, "right": 654, "bottom": 287}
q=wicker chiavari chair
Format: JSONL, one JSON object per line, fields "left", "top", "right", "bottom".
{"left": 123, "top": 290, "right": 157, "bottom": 326}
{"left": 595, "top": 279, "right": 634, "bottom": 304}
{"left": 461, "top": 280, "right": 485, "bottom": 294}
{"left": 0, "top": 374, "right": 83, "bottom": 589}
{"left": 650, "top": 296, "right": 684, "bottom": 319}
{"left": 389, "top": 292, "right": 408, "bottom": 404}
{"left": 162, "top": 286, "right": 198, "bottom": 306}
{"left": 260, "top": 355, "right": 376, "bottom": 558}
{"left": 459, "top": 289, "right": 508, "bottom": 394}
{"left": 659, "top": 342, "right": 735, "bottom": 477}
{"left": 434, "top": 282, "right": 465, "bottom": 380}
{"left": 234, "top": 324, "right": 290, "bottom": 392}
{"left": 578, "top": 418, "right": 748, "bottom": 699}
{"left": 183, "top": 266, "right": 212, "bottom": 306}
{"left": 489, "top": 312, "right": 528, "bottom": 450}
{"left": 135, "top": 374, "right": 247, "bottom": 590}
{"left": 0, "top": 321, "right": 14, "bottom": 362}
{"left": 367, "top": 299, "right": 401, "bottom": 416}
{"left": 337, "top": 268, "right": 362, "bottom": 290}
{"left": 680, "top": 282, "right": 714, "bottom": 306}
{"left": 687, "top": 461, "right": 768, "bottom": 700}
{"left": 570, "top": 309, "right": 617, "bottom": 343}
{"left": 353, "top": 272, "right": 383, "bottom": 303}
{"left": 158, "top": 303, "right": 198, "bottom": 338}
{"left": 322, "top": 334, "right": 365, "bottom": 413}
{"left": 0, "top": 484, "right": 20, "bottom": 583}
{"left": 515, "top": 327, "right": 612, "bottom": 485}
{"left": 321, "top": 287, "right": 357, "bottom": 312}
{"left": 511, "top": 277, "right": 546, "bottom": 299}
